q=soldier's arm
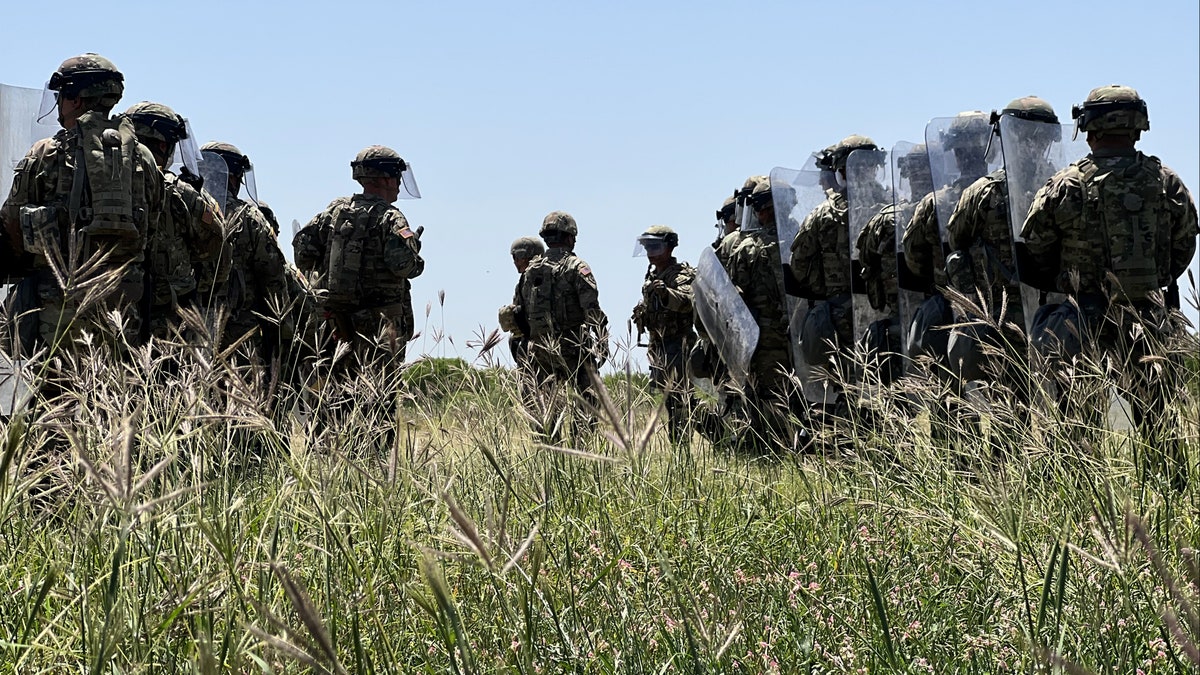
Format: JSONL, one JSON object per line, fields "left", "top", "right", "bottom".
{"left": 663, "top": 266, "right": 694, "bottom": 314}
{"left": 292, "top": 207, "right": 333, "bottom": 273}
{"left": 249, "top": 211, "right": 289, "bottom": 300}
{"left": 384, "top": 210, "right": 425, "bottom": 279}
{"left": 946, "top": 181, "right": 983, "bottom": 252}
{"left": 902, "top": 199, "right": 935, "bottom": 278}
{"left": 178, "top": 181, "right": 225, "bottom": 261}
{"left": 1019, "top": 178, "right": 1067, "bottom": 270}
{"left": 1163, "top": 168, "right": 1199, "bottom": 282}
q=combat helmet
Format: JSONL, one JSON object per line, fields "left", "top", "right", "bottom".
{"left": 828, "top": 135, "right": 882, "bottom": 171}
{"left": 941, "top": 112, "right": 991, "bottom": 150}
{"left": 896, "top": 143, "right": 930, "bottom": 179}
{"left": 540, "top": 211, "right": 578, "bottom": 237}
{"left": 125, "top": 102, "right": 187, "bottom": 143}
{"left": 1073, "top": 85, "right": 1149, "bottom": 135}
{"left": 48, "top": 53, "right": 124, "bottom": 104}
{"left": 510, "top": 236, "right": 545, "bottom": 260}
{"left": 201, "top": 141, "right": 252, "bottom": 174}
{"left": 638, "top": 225, "right": 679, "bottom": 249}
{"left": 351, "top": 145, "right": 407, "bottom": 179}
{"left": 992, "top": 96, "right": 1058, "bottom": 126}
{"left": 748, "top": 179, "right": 774, "bottom": 211}
{"left": 717, "top": 194, "right": 736, "bottom": 222}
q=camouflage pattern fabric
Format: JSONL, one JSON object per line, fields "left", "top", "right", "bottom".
{"left": 146, "top": 170, "right": 224, "bottom": 337}
{"left": 857, "top": 202, "right": 904, "bottom": 314}
{"left": 633, "top": 257, "right": 696, "bottom": 442}
{"left": 946, "top": 169, "right": 1024, "bottom": 325}
{"left": 901, "top": 186, "right": 961, "bottom": 290}
{"left": 517, "top": 246, "right": 609, "bottom": 438}
{"left": 714, "top": 229, "right": 742, "bottom": 270}
{"left": 222, "top": 197, "right": 289, "bottom": 349}
{"left": 296, "top": 193, "right": 425, "bottom": 359}
{"left": 1, "top": 113, "right": 163, "bottom": 352}
{"left": 1022, "top": 149, "right": 1197, "bottom": 303}
{"left": 790, "top": 190, "right": 851, "bottom": 299}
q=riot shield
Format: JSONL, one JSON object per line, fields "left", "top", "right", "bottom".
{"left": 1, "top": 83, "right": 57, "bottom": 205}
{"left": 169, "top": 118, "right": 202, "bottom": 179}
{"left": 771, "top": 159, "right": 831, "bottom": 402}
{"left": 891, "top": 141, "right": 934, "bottom": 359}
{"left": 198, "top": 150, "right": 229, "bottom": 216}
{"left": 846, "top": 147, "right": 893, "bottom": 341}
{"left": 693, "top": 246, "right": 759, "bottom": 386}
{"left": 999, "top": 115, "right": 1088, "bottom": 334}
{"left": 0, "top": 351, "right": 33, "bottom": 416}
{"left": 925, "top": 115, "right": 1002, "bottom": 240}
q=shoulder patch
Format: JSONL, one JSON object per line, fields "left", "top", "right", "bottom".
{"left": 579, "top": 264, "right": 591, "bottom": 276}
{"left": 399, "top": 227, "right": 415, "bottom": 239}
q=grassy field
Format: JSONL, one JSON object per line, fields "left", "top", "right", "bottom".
{"left": 0, "top": 325, "right": 1197, "bottom": 674}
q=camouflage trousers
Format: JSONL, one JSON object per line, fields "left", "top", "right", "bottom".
{"left": 30, "top": 267, "right": 144, "bottom": 356}
{"left": 522, "top": 339, "right": 600, "bottom": 443}
{"left": 648, "top": 335, "right": 694, "bottom": 444}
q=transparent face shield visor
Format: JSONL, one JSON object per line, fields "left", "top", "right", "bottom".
{"left": 739, "top": 197, "right": 761, "bottom": 232}
{"left": 36, "top": 83, "right": 59, "bottom": 125}
{"left": 398, "top": 163, "right": 421, "bottom": 199}
{"left": 633, "top": 236, "right": 670, "bottom": 257}
{"left": 240, "top": 164, "right": 258, "bottom": 204}
{"left": 169, "top": 119, "right": 201, "bottom": 178}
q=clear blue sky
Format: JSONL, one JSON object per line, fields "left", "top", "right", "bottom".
{"left": 2, "top": 1, "right": 1197, "bottom": 369}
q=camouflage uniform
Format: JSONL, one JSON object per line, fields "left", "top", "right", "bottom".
{"left": 223, "top": 196, "right": 289, "bottom": 350}
{"left": 499, "top": 236, "right": 544, "bottom": 367}
{"left": 1021, "top": 85, "right": 1199, "bottom": 487}
{"left": 517, "top": 211, "right": 608, "bottom": 439}
{"left": 632, "top": 242, "right": 696, "bottom": 443}
{"left": 295, "top": 193, "right": 424, "bottom": 360}
{"left": 0, "top": 55, "right": 163, "bottom": 354}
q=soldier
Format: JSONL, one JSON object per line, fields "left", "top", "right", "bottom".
{"left": 124, "top": 102, "right": 225, "bottom": 340}
{"left": 200, "top": 141, "right": 288, "bottom": 357}
{"left": 498, "top": 235, "right": 544, "bottom": 366}
{"left": 517, "top": 211, "right": 609, "bottom": 440}
{"left": 1021, "top": 85, "right": 1198, "bottom": 488}
{"left": 0, "top": 53, "right": 163, "bottom": 355}
{"left": 856, "top": 144, "right": 934, "bottom": 386}
{"left": 943, "top": 97, "right": 1063, "bottom": 411}
{"left": 727, "top": 179, "right": 805, "bottom": 451}
{"left": 632, "top": 225, "right": 696, "bottom": 443}
{"left": 293, "top": 145, "right": 425, "bottom": 367}
{"left": 790, "top": 135, "right": 883, "bottom": 409}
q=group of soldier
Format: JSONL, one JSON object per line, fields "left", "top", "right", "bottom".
{"left": 0, "top": 52, "right": 1196, "bottom": 485}
{"left": 0, "top": 53, "right": 425, "bottom": 400}
{"left": 497, "top": 87, "right": 1197, "bottom": 487}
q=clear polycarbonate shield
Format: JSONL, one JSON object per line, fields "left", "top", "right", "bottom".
{"left": 999, "top": 114, "right": 1088, "bottom": 334}
{"left": 291, "top": 218, "right": 302, "bottom": 238}
{"left": 890, "top": 141, "right": 934, "bottom": 359}
{"left": 35, "top": 82, "right": 58, "bottom": 125}
{"left": 241, "top": 165, "right": 259, "bottom": 204}
{"left": 169, "top": 118, "right": 201, "bottom": 178}
{"left": 632, "top": 235, "right": 669, "bottom": 257}
{"left": 925, "top": 116, "right": 1002, "bottom": 240}
{"left": 399, "top": 163, "right": 420, "bottom": 199}
{"left": 1, "top": 84, "right": 57, "bottom": 205}
{"left": 846, "top": 148, "right": 893, "bottom": 341}
{"left": 0, "top": 351, "right": 33, "bottom": 416}
{"left": 771, "top": 159, "right": 833, "bottom": 403}
{"left": 693, "top": 246, "right": 759, "bottom": 386}
{"left": 198, "top": 150, "right": 229, "bottom": 215}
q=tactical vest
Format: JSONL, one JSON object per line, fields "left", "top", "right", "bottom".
{"left": 638, "top": 262, "right": 695, "bottom": 338}
{"left": 520, "top": 251, "right": 587, "bottom": 339}
{"left": 72, "top": 113, "right": 147, "bottom": 246}
{"left": 1074, "top": 154, "right": 1167, "bottom": 301}
{"left": 324, "top": 198, "right": 392, "bottom": 309}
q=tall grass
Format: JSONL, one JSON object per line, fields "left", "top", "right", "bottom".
{"left": 0, "top": 283, "right": 1195, "bottom": 673}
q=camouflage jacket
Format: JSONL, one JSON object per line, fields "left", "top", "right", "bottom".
{"left": 149, "top": 171, "right": 225, "bottom": 306}
{"left": 296, "top": 193, "right": 424, "bottom": 337}
{"left": 902, "top": 181, "right": 972, "bottom": 290}
{"left": 1021, "top": 149, "right": 1198, "bottom": 303}
{"left": 518, "top": 247, "right": 607, "bottom": 343}
{"left": 729, "top": 229, "right": 788, "bottom": 341}
{"left": 225, "top": 197, "right": 288, "bottom": 325}
{"left": 791, "top": 190, "right": 851, "bottom": 299}
{"left": 1, "top": 114, "right": 163, "bottom": 287}
{"left": 857, "top": 201, "right": 906, "bottom": 313}
{"left": 632, "top": 258, "right": 696, "bottom": 344}
{"left": 714, "top": 230, "right": 742, "bottom": 270}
